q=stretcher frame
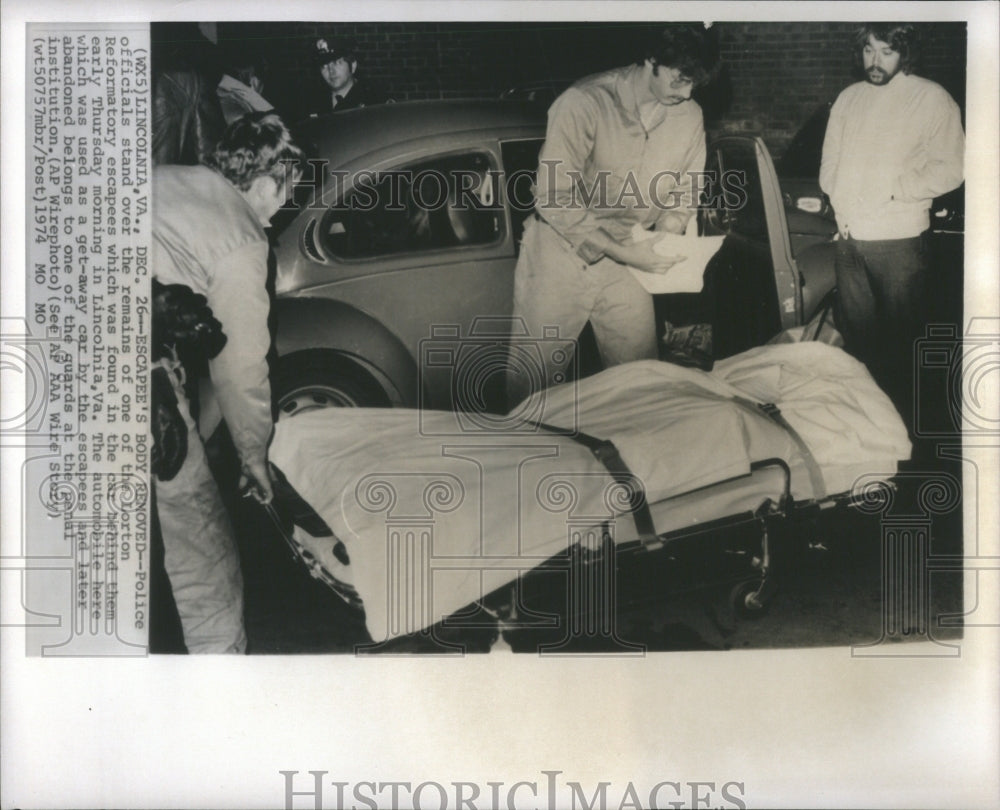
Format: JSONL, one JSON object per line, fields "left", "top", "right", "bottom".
{"left": 263, "top": 447, "right": 895, "bottom": 651}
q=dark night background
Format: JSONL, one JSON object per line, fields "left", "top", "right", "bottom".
{"left": 202, "top": 20, "right": 967, "bottom": 158}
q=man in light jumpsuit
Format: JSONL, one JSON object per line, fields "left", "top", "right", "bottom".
{"left": 152, "top": 111, "right": 303, "bottom": 652}
{"left": 820, "top": 23, "right": 964, "bottom": 426}
{"left": 506, "top": 25, "right": 718, "bottom": 408}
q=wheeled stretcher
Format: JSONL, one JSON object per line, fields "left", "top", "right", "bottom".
{"left": 267, "top": 342, "right": 911, "bottom": 649}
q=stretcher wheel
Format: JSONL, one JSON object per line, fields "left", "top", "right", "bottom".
{"left": 730, "top": 580, "right": 770, "bottom": 619}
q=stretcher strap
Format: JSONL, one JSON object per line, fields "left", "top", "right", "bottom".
{"left": 730, "top": 396, "right": 827, "bottom": 499}
{"left": 269, "top": 464, "right": 352, "bottom": 565}
{"left": 534, "top": 422, "right": 660, "bottom": 547}
{"left": 270, "top": 464, "right": 335, "bottom": 538}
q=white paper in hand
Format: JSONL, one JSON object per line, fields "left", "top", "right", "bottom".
{"left": 627, "top": 222, "right": 725, "bottom": 294}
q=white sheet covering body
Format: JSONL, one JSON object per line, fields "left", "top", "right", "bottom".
{"left": 270, "top": 343, "right": 910, "bottom": 641}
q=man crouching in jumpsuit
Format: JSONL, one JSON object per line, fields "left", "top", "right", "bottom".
{"left": 152, "top": 111, "right": 304, "bottom": 653}
{"left": 506, "top": 24, "right": 718, "bottom": 408}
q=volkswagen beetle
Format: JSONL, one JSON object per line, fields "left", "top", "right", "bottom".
{"left": 270, "top": 99, "right": 839, "bottom": 417}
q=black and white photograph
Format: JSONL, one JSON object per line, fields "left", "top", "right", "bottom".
{"left": 141, "top": 17, "right": 972, "bottom": 658}
{"left": 1, "top": 2, "right": 998, "bottom": 808}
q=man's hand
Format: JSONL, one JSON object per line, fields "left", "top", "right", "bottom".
{"left": 657, "top": 211, "right": 690, "bottom": 235}
{"left": 240, "top": 458, "right": 274, "bottom": 504}
{"left": 624, "top": 239, "right": 686, "bottom": 275}
{"left": 580, "top": 226, "right": 685, "bottom": 274}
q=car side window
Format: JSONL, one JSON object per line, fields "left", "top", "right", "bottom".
{"left": 320, "top": 153, "right": 502, "bottom": 259}
{"left": 500, "top": 138, "right": 544, "bottom": 245}
{"left": 702, "top": 142, "right": 769, "bottom": 242}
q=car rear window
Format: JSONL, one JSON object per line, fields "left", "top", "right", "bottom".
{"left": 319, "top": 152, "right": 503, "bottom": 259}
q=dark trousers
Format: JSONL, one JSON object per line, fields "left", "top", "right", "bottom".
{"left": 834, "top": 233, "right": 929, "bottom": 430}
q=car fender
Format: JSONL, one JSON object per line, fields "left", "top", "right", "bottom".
{"left": 273, "top": 297, "right": 419, "bottom": 407}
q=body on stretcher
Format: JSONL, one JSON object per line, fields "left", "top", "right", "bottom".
{"left": 265, "top": 452, "right": 893, "bottom": 649}
{"left": 267, "top": 342, "right": 911, "bottom": 645}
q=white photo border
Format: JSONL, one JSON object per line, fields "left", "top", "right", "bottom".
{"left": 2, "top": 2, "right": 997, "bottom": 809}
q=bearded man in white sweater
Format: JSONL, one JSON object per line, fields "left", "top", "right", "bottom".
{"left": 820, "top": 23, "right": 964, "bottom": 429}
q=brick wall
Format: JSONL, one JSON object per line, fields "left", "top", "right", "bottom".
{"left": 710, "top": 22, "right": 966, "bottom": 153}
{"left": 210, "top": 20, "right": 967, "bottom": 159}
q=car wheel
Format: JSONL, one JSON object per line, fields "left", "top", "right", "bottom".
{"left": 273, "top": 352, "right": 392, "bottom": 419}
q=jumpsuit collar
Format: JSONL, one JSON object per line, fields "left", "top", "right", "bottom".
{"left": 614, "top": 63, "right": 676, "bottom": 132}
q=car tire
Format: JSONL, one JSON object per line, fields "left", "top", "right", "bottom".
{"left": 273, "top": 351, "right": 392, "bottom": 419}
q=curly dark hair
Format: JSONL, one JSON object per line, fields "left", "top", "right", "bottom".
{"left": 206, "top": 110, "right": 305, "bottom": 192}
{"left": 638, "top": 24, "right": 721, "bottom": 87}
{"left": 152, "top": 279, "right": 227, "bottom": 364}
{"left": 855, "top": 24, "right": 920, "bottom": 74}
